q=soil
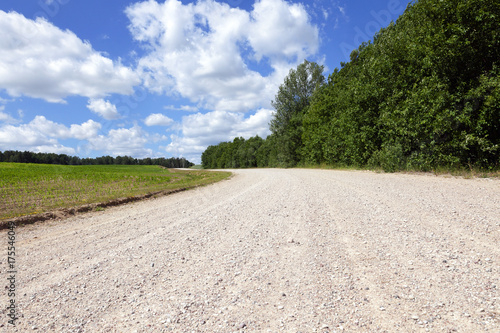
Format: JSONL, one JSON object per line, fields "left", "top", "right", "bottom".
{"left": 1, "top": 169, "right": 498, "bottom": 332}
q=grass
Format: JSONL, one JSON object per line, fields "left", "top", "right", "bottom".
{"left": 189, "top": 165, "right": 204, "bottom": 169}
{"left": 0, "top": 163, "right": 231, "bottom": 220}
{"left": 430, "top": 167, "right": 500, "bottom": 179}
{"left": 297, "top": 161, "right": 499, "bottom": 178}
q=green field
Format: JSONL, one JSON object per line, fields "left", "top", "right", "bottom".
{"left": 0, "top": 163, "right": 230, "bottom": 220}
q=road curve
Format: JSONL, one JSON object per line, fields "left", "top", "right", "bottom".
{"left": 2, "top": 169, "right": 499, "bottom": 332}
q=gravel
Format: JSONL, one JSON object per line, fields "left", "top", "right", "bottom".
{"left": 1, "top": 168, "right": 499, "bottom": 332}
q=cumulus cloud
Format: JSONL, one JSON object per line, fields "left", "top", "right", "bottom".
{"left": 87, "top": 99, "right": 121, "bottom": 120}
{"left": 17, "top": 116, "right": 101, "bottom": 140}
{"left": 248, "top": 0, "right": 318, "bottom": 61}
{"left": 144, "top": 113, "right": 174, "bottom": 126}
{"left": 126, "top": 0, "right": 319, "bottom": 112}
{"left": 0, "top": 10, "right": 140, "bottom": 103}
{"left": 68, "top": 120, "right": 103, "bottom": 140}
{"left": 0, "top": 116, "right": 101, "bottom": 154}
{"left": 87, "top": 125, "right": 155, "bottom": 157}
{"left": 233, "top": 108, "right": 275, "bottom": 138}
{"left": 0, "top": 115, "right": 164, "bottom": 158}
{"left": 166, "top": 108, "right": 273, "bottom": 163}
{"left": 0, "top": 1, "right": 324, "bottom": 162}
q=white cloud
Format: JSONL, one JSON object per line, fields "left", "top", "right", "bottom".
{"left": 28, "top": 116, "right": 102, "bottom": 140}
{"left": 164, "top": 105, "right": 199, "bottom": 112}
{"left": 87, "top": 98, "right": 121, "bottom": 120}
{"left": 31, "top": 144, "right": 76, "bottom": 155}
{"left": 0, "top": 106, "right": 23, "bottom": 124}
{"left": 0, "top": 116, "right": 101, "bottom": 143}
{"left": 166, "top": 108, "right": 273, "bottom": 163}
{"left": 126, "top": 0, "right": 320, "bottom": 112}
{"left": 248, "top": 0, "right": 319, "bottom": 62}
{"left": 0, "top": 115, "right": 101, "bottom": 154}
{"left": 0, "top": 115, "right": 161, "bottom": 158}
{"left": 87, "top": 125, "right": 154, "bottom": 157}
{"left": 0, "top": 105, "right": 15, "bottom": 124}
{"left": 338, "top": 6, "right": 346, "bottom": 17}
{"left": 144, "top": 113, "right": 174, "bottom": 126}
{"left": 233, "top": 108, "right": 275, "bottom": 138}
{"left": 0, "top": 97, "right": 13, "bottom": 104}
{"left": 68, "top": 120, "right": 102, "bottom": 140}
{"left": 323, "top": 8, "right": 329, "bottom": 20}
{"left": 0, "top": 10, "right": 140, "bottom": 103}
{"left": 0, "top": 123, "right": 52, "bottom": 148}
{"left": 0, "top": 112, "right": 16, "bottom": 124}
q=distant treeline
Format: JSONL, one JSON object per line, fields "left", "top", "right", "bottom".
{"left": 203, "top": 0, "right": 499, "bottom": 171}
{"left": 0, "top": 150, "right": 194, "bottom": 168}
{"left": 202, "top": 136, "right": 268, "bottom": 168}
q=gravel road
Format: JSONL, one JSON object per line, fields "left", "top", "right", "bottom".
{"left": 2, "top": 169, "right": 499, "bottom": 332}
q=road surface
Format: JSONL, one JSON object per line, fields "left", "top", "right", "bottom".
{"left": 1, "top": 169, "right": 499, "bottom": 332}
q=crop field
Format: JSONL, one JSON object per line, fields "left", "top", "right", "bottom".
{"left": 0, "top": 163, "right": 230, "bottom": 220}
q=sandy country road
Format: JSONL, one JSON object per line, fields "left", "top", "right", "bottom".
{"left": 1, "top": 168, "right": 499, "bottom": 332}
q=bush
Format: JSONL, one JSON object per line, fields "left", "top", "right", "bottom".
{"left": 368, "top": 144, "right": 406, "bottom": 172}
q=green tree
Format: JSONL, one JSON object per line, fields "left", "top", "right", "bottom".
{"left": 270, "top": 60, "right": 325, "bottom": 166}
{"left": 202, "top": 0, "right": 500, "bottom": 171}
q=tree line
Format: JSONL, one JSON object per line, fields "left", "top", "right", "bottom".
{"left": 202, "top": 0, "right": 499, "bottom": 171}
{"left": 0, "top": 150, "right": 194, "bottom": 168}
{"left": 202, "top": 136, "right": 269, "bottom": 169}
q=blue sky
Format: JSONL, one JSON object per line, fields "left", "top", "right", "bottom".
{"left": 0, "top": 0, "right": 411, "bottom": 163}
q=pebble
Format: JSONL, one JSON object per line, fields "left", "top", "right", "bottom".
{"left": 10, "top": 169, "right": 499, "bottom": 332}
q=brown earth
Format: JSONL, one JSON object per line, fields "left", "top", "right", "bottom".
{"left": 1, "top": 168, "right": 499, "bottom": 332}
